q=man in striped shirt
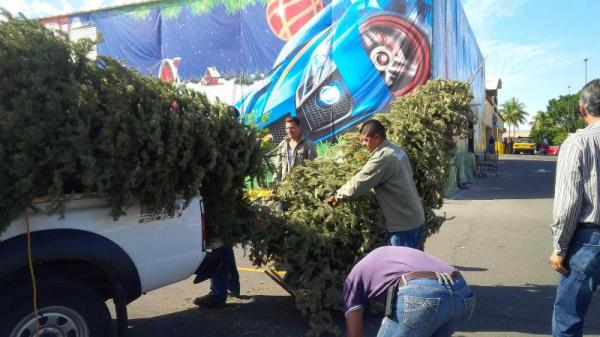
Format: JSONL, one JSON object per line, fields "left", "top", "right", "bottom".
{"left": 550, "top": 79, "right": 600, "bottom": 336}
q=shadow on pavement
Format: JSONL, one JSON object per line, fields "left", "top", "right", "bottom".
{"left": 126, "top": 295, "right": 392, "bottom": 337}
{"left": 458, "top": 284, "right": 600, "bottom": 335}
{"left": 454, "top": 265, "right": 488, "bottom": 272}
{"left": 125, "top": 283, "right": 600, "bottom": 337}
{"left": 124, "top": 293, "right": 434, "bottom": 337}
{"left": 452, "top": 157, "right": 557, "bottom": 200}
{"left": 127, "top": 295, "right": 309, "bottom": 337}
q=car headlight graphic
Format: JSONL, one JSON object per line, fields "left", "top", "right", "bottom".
{"left": 296, "top": 38, "right": 337, "bottom": 108}
{"left": 316, "top": 84, "right": 341, "bottom": 107}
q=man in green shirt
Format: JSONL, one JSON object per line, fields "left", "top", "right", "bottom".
{"left": 326, "top": 119, "right": 425, "bottom": 248}
{"left": 273, "top": 116, "right": 318, "bottom": 184}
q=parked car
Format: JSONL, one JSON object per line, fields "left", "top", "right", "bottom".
{"left": 547, "top": 145, "right": 560, "bottom": 156}
{"left": 512, "top": 137, "right": 535, "bottom": 154}
{"left": 236, "top": 0, "right": 431, "bottom": 143}
{"left": 0, "top": 196, "right": 215, "bottom": 337}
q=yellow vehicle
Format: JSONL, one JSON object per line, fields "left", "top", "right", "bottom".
{"left": 513, "top": 137, "right": 535, "bottom": 154}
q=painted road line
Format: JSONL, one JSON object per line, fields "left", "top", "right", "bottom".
{"left": 238, "top": 267, "right": 286, "bottom": 277}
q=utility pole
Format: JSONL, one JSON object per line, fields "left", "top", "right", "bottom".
{"left": 568, "top": 85, "right": 573, "bottom": 133}
{"left": 584, "top": 58, "right": 589, "bottom": 85}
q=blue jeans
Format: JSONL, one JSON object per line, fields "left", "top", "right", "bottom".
{"left": 387, "top": 225, "right": 424, "bottom": 249}
{"left": 377, "top": 277, "right": 475, "bottom": 337}
{"left": 209, "top": 247, "right": 240, "bottom": 301}
{"left": 552, "top": 228, "right": 600, "bottom": 337}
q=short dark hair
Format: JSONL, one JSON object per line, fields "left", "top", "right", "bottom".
{"left": 284, "top": 116, "right": 301, "bottom": 126}
{"left": 359, "top": 119, "right": 386, "bottom": 139}
{"left": 581, "top": 79, "right": 600, "bottom": 117}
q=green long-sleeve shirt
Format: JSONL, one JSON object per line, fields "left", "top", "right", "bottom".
{"left": 335, "top": 140, "right": 424, "bottom": 233}
{"left": 274, "top": 137, "right": 318, "bottom": 183}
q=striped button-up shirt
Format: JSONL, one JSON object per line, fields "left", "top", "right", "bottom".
{"left": 552, "top": 120, "right": 600, "bottom": 255}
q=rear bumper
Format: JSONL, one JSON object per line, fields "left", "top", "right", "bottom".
{"left": 514, "top": 147, "right": 534, "bottom": 151}
{"left": 548, "top": 146, "right": 560, "bottom": 155}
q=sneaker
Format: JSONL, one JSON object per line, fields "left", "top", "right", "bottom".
{"left": 227, "top": 292, "right": 241, "bottom": 299}
{"left": 193, "top": 295, "right": 226, "bottom": 309}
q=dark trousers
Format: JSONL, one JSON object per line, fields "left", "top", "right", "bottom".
{"left": 209, "top": 247, "right": 240, "bottom": 301}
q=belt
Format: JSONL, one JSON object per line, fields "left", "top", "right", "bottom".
{"left": 384, "top": 270, "right": 462, "bottom": 319}
{"left": 398, "top": 270, "right": 462, "bottom": 287}
{"left": 579, "top": 222, "right": 600, "bottom": 229}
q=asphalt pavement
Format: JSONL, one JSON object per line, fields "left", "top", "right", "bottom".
{"left": 120, "top": 154, "right": 600, "bottom": 336}
{"left": 426, "top": 154, "right": 599, "bottom": 336}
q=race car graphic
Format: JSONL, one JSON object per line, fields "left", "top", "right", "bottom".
{"left": 236, "top": 0, "right": 431, "bottom": 143}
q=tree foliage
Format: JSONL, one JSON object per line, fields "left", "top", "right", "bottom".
{"left": 0, "top": 11, "right": 267, "bottom": 239}
{"left": 250, "top": 134, "right": 380, "bottom": 336}
{"left": 249, "top": 80, "right": 475, "bottom": 336}
{"left": 530, "top": 93, "right": 583, "bottom": 145}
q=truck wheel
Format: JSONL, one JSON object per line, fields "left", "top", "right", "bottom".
{"left": 0, "top": 277, "right": 112, "bottom": 337}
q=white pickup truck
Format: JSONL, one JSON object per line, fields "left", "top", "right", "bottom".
{"left": 0, "top": 196, "right": 215, "bottom": 337}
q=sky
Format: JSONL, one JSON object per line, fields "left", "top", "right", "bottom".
{"left": 462, "top": 0, "right": 600, "bottom": 129}
{"left": 1, "top": 0, "right": 129, "bottom": 17}
{"left": 3, "top": 0, "right": 600, "bottom": 129}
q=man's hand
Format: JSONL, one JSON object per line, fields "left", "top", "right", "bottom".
{"left": 345, "top": 309, "right": 364, "bottom": 337}
{"left": 549, "top": 253, "right": 568, "bottom": 274}
{"left": 325, "top": 195, "right": 337, "bottom": 207}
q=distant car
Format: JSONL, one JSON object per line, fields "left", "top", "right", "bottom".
{"left": 236, "top": 0, "right": 431, "bottom": 143}
{"left": 512, "top": 137, "right": 535, "bottom": 154}
{"left": 547, "top": 145, "right": 560, "bottom": 156}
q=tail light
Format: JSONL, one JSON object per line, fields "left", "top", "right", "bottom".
{"left": 200, "top": 199, "right": 207, "bottom": 251}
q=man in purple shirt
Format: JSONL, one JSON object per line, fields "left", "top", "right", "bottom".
{"left": 343, "top": 247, "right": 475, "bottom": 337}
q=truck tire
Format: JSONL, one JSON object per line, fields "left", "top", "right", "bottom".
{"left": 0, "top": 277, "right": 113, "bottom": 337}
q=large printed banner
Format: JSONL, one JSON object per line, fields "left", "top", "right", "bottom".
{"left": 432, "top": 0, "right": 485, "bottom": 151}
{"left": 42, "top": 0, "right": 482, "bottom": 144}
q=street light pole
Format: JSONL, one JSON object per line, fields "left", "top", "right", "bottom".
{"left": 568, "top": 85, "right": 571, "bottom": 132}
{"left": 584, "top": 58, "right": 589, "bottom": 85}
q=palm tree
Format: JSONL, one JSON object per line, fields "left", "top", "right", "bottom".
{"left": 500, "top": 98, "right": 529, "bottom": 138}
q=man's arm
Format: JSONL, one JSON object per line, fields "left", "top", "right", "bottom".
{"left": 335, "top": 155, "right": 386, "bottom": 201}
{"left": 550, "top": 141, "right": 583, "bottom": 271}
{"left": 345, "top": 309, "right": 363, "bottom": 337}
{"left": 273, "top": 141, "right": 285, "bottom": 184}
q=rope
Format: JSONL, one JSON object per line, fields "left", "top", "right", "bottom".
{"left": 25, "top": 207, "right": 41, "bottom": 336}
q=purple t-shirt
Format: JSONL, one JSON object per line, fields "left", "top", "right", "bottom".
{"left": 343, "top": 246, "right": 455, "bottom": 316}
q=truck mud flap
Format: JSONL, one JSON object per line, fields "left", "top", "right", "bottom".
{"left": 193, "top": 251, "right": 220, "bottom": 284}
